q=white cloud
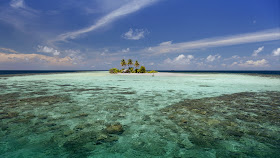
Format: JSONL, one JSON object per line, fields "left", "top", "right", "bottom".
{"left": 223, "top": 55, "right": 240, "bottom": 61}
{"left": 206, "top": 54, "right": 221, "bottom": 62}
{"left": 10, "top": 0, "right": 25, "bottom": 9}
{"left": 272, "top": 48, "right": 280, "bottom": 56}
{"left": 54, "top": 0, "right": 158, "bottom": 42}
{"left": 252, "top": 46, "right": 264, "bottom": 56}
{"left": 146, "top": 28, "right": 280, "bottom": 55}
{"left": 237, "top": 59, "right": 269, "bottom": 67}
{"left": 37, "top": 47, "right": 85, "bottom": 64}
{"left": 122, "top": 28, "right": 147, "bottom": 40}
{"left": 122, "top": 48, "right": 130, "bottom": 53}
{"left": 164, "top": 54, "right": 194, "bottom": 65}
{"left": 231, "top": 62, "right": 238, "bottom": 66}
{"left": 37, "top": 45, "right": 60, "bottom": 56}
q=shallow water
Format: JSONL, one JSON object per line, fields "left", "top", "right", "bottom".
{"left": 0, "top": 71, "right": 280, "bottom": 158}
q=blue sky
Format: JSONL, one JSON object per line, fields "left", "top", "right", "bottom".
{"left": 0, "top": 0, "right": 279, "bottom": 70}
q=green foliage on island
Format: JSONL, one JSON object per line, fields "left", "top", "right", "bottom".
{"left": 138, "top": 66, "right": 146, "bottom": 73}
{"left": 147, "top": 70, "right": 158, "bottom": 73}
{"left": 109, "top": 59, "right": 158, "bottom": 74}
{"left": 134, "top": 60, "right": 140, "bottom": 69}
{"left": 120, "top": 59, "right": 126, "bottom": 67}
{"left": 127, "top": 59, "right": 133, "bottom": 67}
{"left": 129, "top": 67, "right": 134, "bottom": 73}
{"left": 109, "top": 68, "right": 120, "bottom": 74}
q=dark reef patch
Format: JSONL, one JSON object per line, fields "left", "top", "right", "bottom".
{"left": 199, "top": 85, "right": 212, "bottom": 87}
{"left": 57, "top": 84, "right": 72, "bottom": 87}
{"left": 17, "top": 95, "right": 71, "bottom": 106}
{"left": 161, "top": 91, "right": 280, "bottom": 157}
{"left": 0, "top": 92, "right": 21, "bottom": 103}
{"left": 66, "top": 88, "right": 104, "bottom": 92}
{"left": 118, "top": 91, "right": 137, "bottom": 95}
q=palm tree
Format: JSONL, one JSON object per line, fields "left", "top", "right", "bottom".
{"left": 120, "top": 59, "right": 126, "bottom": 69}
{"left": 127, "top": 59, "right": 133, "bottom": 68}
{"left": 134, "top": 60, "right": 140, "bottom": 73}
{"left": 134, "top": 60, "right": 140, "bottom": 69}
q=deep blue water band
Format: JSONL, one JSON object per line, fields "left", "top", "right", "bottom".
{"left": 159, "top": 70, "right": 280, "bottom": 75}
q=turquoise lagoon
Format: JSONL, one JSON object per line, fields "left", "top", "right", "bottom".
{"left": 0, "top": 71, "right": 280, "bottom": 157}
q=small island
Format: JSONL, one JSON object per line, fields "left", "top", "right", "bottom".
{"left": 109, "top": 59, "right": 158, "bottom": 74}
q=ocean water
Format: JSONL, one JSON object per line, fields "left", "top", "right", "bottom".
{"left": 0, "top": 71, "right": 279, "bottom": 158}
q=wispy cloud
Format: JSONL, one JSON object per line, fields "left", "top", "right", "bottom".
{"left": 0, "top": 0, "right": 39, "bottom": 31}
{"left": 9, "top": 0, "right": 38, "bottom": 14}
{"left": 231, "top": 55, "right": 240, "bottom": 59}
{"left": 100, "top": 48, "right": 109, "bottom": 56}
{"left": 272, "top": 48, "right": 280, "bottom": 56}
{"left": 146, "top": 28, "right": 280, "bottom": 55}
{"left": 122, "top": 28, "right": 147, "bottom": 40}
{"left": 64, "top": 49, "right": 85, "bottom": 65}
{"left": 0, "top": 52, "right": 73, "bottom": 66}
{"left": 252, "top": 46, "right": 264, "bottom": 56}
{"left": 159, "top": 41, "right": 172, "bottom": 46}
{"left": 53, "top": 0, "right": 158, "bottom": 42}
{"left": 0, "top": 47, "right": 19, "bottom": 54}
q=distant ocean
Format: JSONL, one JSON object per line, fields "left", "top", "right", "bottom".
{"left": 160, "top": 70, "right": 280, "bottom": 75}
{"left": 0, "top": 70, "right": 99, "bottom": 75}
{"left": 0, "top": 70, "right": 280, "bottom": 75}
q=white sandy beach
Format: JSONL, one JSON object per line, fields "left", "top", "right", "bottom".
{"left": 116, "top": 72, "right": 208, "bottom": 77}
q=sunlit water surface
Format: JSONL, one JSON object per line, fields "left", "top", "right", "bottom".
{"left": 0, "top": 71, "right": 280, "bottom": 158}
